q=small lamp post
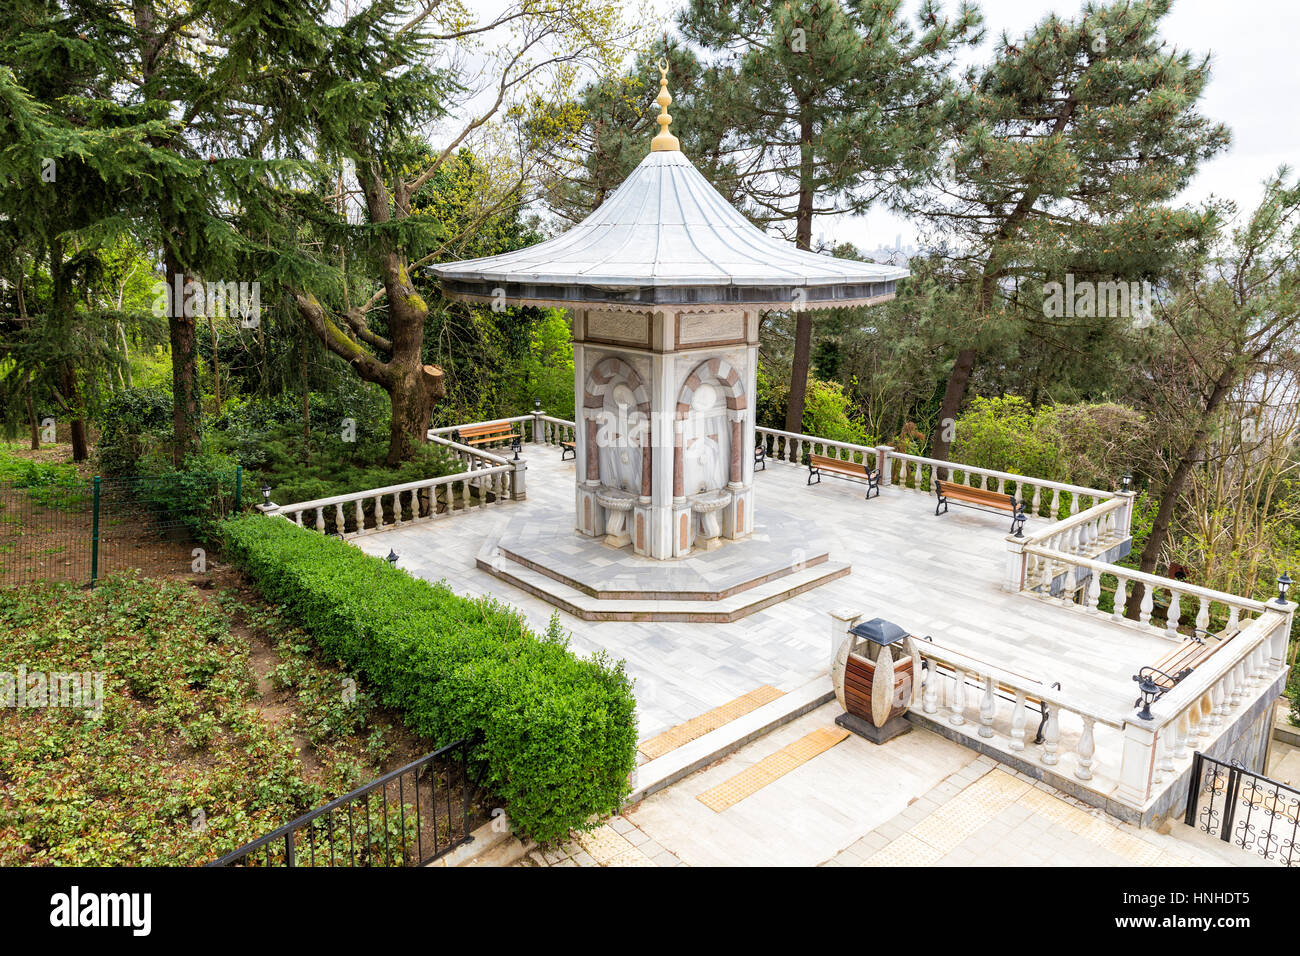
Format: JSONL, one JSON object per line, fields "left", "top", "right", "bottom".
{"left": 385, "top": 549, "right": 399, "bottom": 569}
{"left": 1120, "top": 473, "right": 1133, "bottom": 493}
{"left": 1133, "top": 671, "right": 1162, "bottom": 720}
{"left": 261, "top": 483, "right": 272, "bottom": 505}
{"left": 1277, "top": 572, "right": 1293, "bottom": 605}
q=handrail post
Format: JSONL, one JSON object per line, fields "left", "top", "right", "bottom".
{"left": 874, "top": 445, "right": 892, "bottom": 486}
{"left": 1116, "top": 718, "right": 1158, "bottom": 806}
{"left": 510, "top": 457, "right": 527, "bottom": 500}
{"left": 1003, "top": 535, "right": 1027, "bottom": 593}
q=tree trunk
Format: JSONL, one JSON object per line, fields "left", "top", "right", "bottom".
{"left": 1124, "top": 378, "right": 1234, "bottom": 618}
{"left": 165, "top": 247, "right": 202, "bottom": 465}
{"left": 59, "top": 363, "right": 89, "bottom": 462}
{"left": 385, "top": 362, "right": 443, "bottom": 466}
{"left": 784, "top": 112, "right": 816, "bottom": 435}
{"left": 931, "top": 347, "right": 978, "bottom": 464}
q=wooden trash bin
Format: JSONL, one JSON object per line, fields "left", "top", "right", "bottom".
{"left": 832, "top": 618, "right": 914, "bottom": 744}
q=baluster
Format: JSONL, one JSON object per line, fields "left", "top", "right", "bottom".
{"left": 949, "top": 671, "right": 966, "bottom": 725}
{"left": 1031, "top": 484, "right": 1043, "bottom": 517}
{"left": 1041, "top": 706, "right": 1060, "bottom": 765}
{"left": 1139, "top": 583, "right": 1155, "bottom": 628}
{"left": 979, "top": 676, "right": 996, "bottom": 738}
{"left": 314, "top": 507, "right": 325, "bottom": 533}
{"left": 353, "top": 499, "right": 363, "bottom": 532}
{"left": 1161, "top": 725, "right": 1177, "bottom": 779}
{"left": 1174, "top": 710, "right": 1189, "bottom": 759}
{"left": 1242, "top": 642, "right": 1263, "bottom": 686}
{"left": 1111, "top": 575, "right": 1128, "bottom": 622}
{"left": 1200, "top": 692, "right": 1214, "bottom": 738}
{"left": 1068, "top": 492, "right": 1079, "bottom": 516}
{"left": 1165, "top": 588, "right": 1181, "bottom": 638}
{"left": 1010, "top": 691, "right": 1028, "bottom": 751}
{"left": 372, "top": 495, "right": 383, "bottom": 527}
{"left": 1152, "top": 726, "right": 1170, "bottom": 784}
{"left": 1229, "top": 661, "right": 1245, "bottom": 708}
{"left": 1210, "top": 680, "right": 1226, "bottom": 726}
{"left": 292, "top": 510, "right": 303, "bottom": 527}
{"left": 334, "top": 502, "right": 345, "bottom": 534}
{"left": 1075, "top": 716, "right": 1095, "bottom": 780}
{"left": 923, "top": 661, "right": 938, "bottom": 714}
{"left": 1186, "top": 700, "right": 1203, "bottom": 748}
{"left": 1195, "top": 596, "right": 1210, "bottom": 637}
{"left": 1226, "top": 605, "right": 1240, "bottom": 636}
{"left": 1087, "top": 571, "right": 1102, "bottom": 613}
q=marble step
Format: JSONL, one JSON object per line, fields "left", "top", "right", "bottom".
{"left": 495, "top": 540, "right": 832, "bottom": 601}
{"left": 475, "top": 542, "right": 851, "bottom": 623}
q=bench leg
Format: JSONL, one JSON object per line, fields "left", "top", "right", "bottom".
{"left": 935, "top": 496, "right": 948, "bottom": 516}
{"left": 808, "top": 469, "right": 819, "bottom": 485}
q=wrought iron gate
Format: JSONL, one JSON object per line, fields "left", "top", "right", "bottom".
{"left": 1185, "top": 751, "right": 1298, "bottom": 866}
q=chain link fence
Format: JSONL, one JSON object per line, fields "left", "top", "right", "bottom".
{"left": 0, "top": 468, "right": 243, "bottom": 587}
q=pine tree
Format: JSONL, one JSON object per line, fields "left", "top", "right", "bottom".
{"left": 917, "top": 0, "right": 1230, "bottom": 462}
{"left": 678, "top": 0, "right": 982, "bottom": 433}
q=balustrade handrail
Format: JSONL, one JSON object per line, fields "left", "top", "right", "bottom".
{"left": 909, "top": 635, "right": 1125, "bottom": 730}
{"left": 267, "top": 462, "right": 512, "bottom": 517}
{"left": 1147, "top": 609, "right": 1285, "bottom": 724}
{"left": 536, "top": 413, "right": 576, "bottom": 427}
{"left": 428, "top": 414, "right": 535, "bottom": 438}
{"left": 754, "top": 425, "right": 1115, "bottom": 501}
{"left": 1022, "top": 544, "right": 1272, "bottom": 615}
{"left": 889, "top": 450, "right": 1115, "bottom": 501}
{"left": 427, "top": 433, "right": 513, "bottom": 465}
{"left": 1020, "top": 495, "right": 1128, "bottom": 545}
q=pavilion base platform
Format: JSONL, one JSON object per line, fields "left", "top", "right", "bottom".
{"left": 476, "top": 509, "right": 850, "bottom": 622}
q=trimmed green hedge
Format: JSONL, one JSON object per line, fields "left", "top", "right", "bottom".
{"left": 221, "top": 516, "right": 638, "bottom": 843}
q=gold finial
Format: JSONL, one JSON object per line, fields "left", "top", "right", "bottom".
{"left": 650, "top": 57, "right": 679, "bottom": 153}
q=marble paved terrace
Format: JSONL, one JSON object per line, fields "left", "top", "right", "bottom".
{"left": 355, "top": 443, "right": 1169, "bottom": 743}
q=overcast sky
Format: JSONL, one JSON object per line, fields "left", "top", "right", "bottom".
{"left": 634, "top": 0, "right": 1300, "bottom": 249}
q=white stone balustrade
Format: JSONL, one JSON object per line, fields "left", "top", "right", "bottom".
{"left": 1018, "top": 545, "right": 1269, "bottom": 640}
{"left": 754, "top": 427, "right": 1115, "bottom": 519}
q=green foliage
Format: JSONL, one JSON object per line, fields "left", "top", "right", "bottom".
{"left": 221, "top": 516, "right": 638, "bottom": 843}
{"left": 950, "top": 395, "right": 1062, "bottom": 479}
{"left": 0, "top": 577, "right": 301, "bottom": 864}
{"left": 0, "top": 444, "right": 82, "bottom": 508}
{"left": 136, "top": 451, "right": 244, "bottom": 542}
{"left": 95, "top": 387, "right": 173, "bottom": 476}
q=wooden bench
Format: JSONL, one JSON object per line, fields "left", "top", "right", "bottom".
{"left": 935, "top": 479, "right": 1025, "bottom": 535}
{"left": 458, "top": 422, "right": 522, "bottom": 460}
{"left": 1141, "top": 629, "right": 1239, "bottom": 693}
{"left": 808, "top": 453, "right": 880, "bottom": 499}
{"left": 559, "top": 439, "right": 575, "bottom": 461}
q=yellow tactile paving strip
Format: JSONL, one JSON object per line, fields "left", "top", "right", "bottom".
{"left": 863, "top": 768, "right": 1168, "bottom": 867}
{"left": 639, "top": 685, "right": 786, "bottom": 760}
{"left": 697, "top": 725, "right": 850, "bottom": 812}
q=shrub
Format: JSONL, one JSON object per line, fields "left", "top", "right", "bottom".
{"left": 220, "top": 516, "right": 638, "bottom": 843}
{"left": 94, "top": 387, "right": 174, "bottom": 476}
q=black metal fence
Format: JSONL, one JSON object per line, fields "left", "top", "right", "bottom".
{"left": 0, "top": 469, "right": 242, "bottom": 587}
{"left": 209, "top": 738, "right": 479, "bottom": 867}
{"left": 1185, "top": 751, "right": 1299, "bottom": 866}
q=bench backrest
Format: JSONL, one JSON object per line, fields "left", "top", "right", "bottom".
{"left": 810, "top": 453, "right": 870, "bottom": 473}
{"left": 937, "top": 479, "right": 1015, "bottom": 506}
{"left": 460, "top": 423, "right": 513, "bottom": 438}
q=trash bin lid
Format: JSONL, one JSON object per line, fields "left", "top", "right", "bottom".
{"left": 848, "top": 618, "right": 908, "bottom": 646}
